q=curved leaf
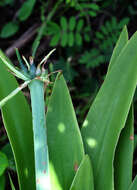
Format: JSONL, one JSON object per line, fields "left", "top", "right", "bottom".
{"left": 81, "top": 31, "right": 137, "bottom": 190}
{"left": 0, "top": 50, "right": 35, "bottom": 190}
{"left": 46, "top": 74, "right": 84, "bottom": 190}
{"left": 0, "top": 22, "right": 19, "bottom": 38}
{"left": 70, "top": 155, "right": 94, "bottom": 190}
{"left": 60, "top": 17, "right": 67, "bottom": 31}
{"left": 69, "top": 16, "right": 76, "bottom": 31}
{"left": 18, "top": 0, "right": 36, "bottom": 21}
{"left": 114, "top": 106, "right": 134, "bottom": 190}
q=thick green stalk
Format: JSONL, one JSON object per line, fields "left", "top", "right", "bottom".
{"left": 29, "top": 79, "right": 50, "bottom": 190}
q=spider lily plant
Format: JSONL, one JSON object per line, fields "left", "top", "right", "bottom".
{"left": 0, "top": 26, "right": 137, "bottom": 190}
{"left": 0, "top": 48, "right": 58, "bottom": 190}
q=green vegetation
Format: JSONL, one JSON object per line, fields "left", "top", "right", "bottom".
{"left": 0, "top": 0, "right": 137, "bottom": 189}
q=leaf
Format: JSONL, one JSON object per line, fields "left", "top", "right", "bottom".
{"left": 18, "top": 0, "right": 36, "bottom": 21}
{"left": 108, "top": 26, "right": 128, "bottom": 72}
{"left": 128, "top": 176, "right": 137, "bottom": 190}
{"left": 60, "top": 16, "right": 67, "bottom": 31}
{"left": 46, "top": 22, "right": 60, "bottom": 35}
{"left": 114, "top": 106, "right": 134, "bottom": 190}
{"left": 0, "top": 22, "right": 19, "bottom": 38}
{"left": 69, "top": 16, "right": 76, "bottom": 31}
{"left": 81, "top": 30, "right": 137, "bottom": 190}
{"left": 88, "top": 11, "right": 97, "bottom": 17}
{"left": 61, "top": 32, "right": 68, "bottom": 47}
{"left": 96, "top": 31, "right": 104, "bottom": 39}
{"left": 84, "top": 33, "right": 90, "bottom": 42}
{"left": 88, "top": 3, "right": 99, "bottom": 11}
{"left": 46, "top": 74, "right": 84, "bottom": 190}
{"left": 76, "top": 19, "right": 84, "bottom": 32}
{"left": 68, "top": 32, "right": 74, "bottom": 47}
{"left": 69, "top": 155, "right": 94, "bottom": 190}
{"left": 75, "top": 33, "right": 82, "bottom": 46}
{"left": 0, "top": 50, "right": 35, "bottom": 190}
{"left": 50, "top": 33, "right": 61, "bottom": 46}
{"left": 0, "top": 152, "right": 8, "bottom": 176}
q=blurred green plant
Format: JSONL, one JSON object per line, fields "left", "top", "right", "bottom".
{"left": 45, "top": 16, "right": 90, "bottom": 47}
{"left": 0, "top": 0, "right": 36, "bottom": 38}
{"left": 79, "top": 17, "right": 129, "bottom": 68}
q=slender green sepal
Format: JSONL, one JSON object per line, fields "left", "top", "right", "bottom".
{"left": 0, "top": 80, "right": 30, "bottom": 108}
{"left": 0, "top": 51, "right": 28, "bottom": 81}
{"left": 29, "top": 79, "right": 51, "bottom": 190}
{"left": 114, "top": 106, "right": 134, "bottom": 190}
{"left": 70, "top": 155, "right": 94, "bottom": 190}
{"left": 38, "top": 49, "right": 56, "bottom": 68}
{"left": 15, "top": 48, "right": 28, "bottom": 73}
{"left": 22, "top": 55, "right": 30, "bottom": 71}
{"left": 128, "top": 176, "right": 137, "bottom": 190}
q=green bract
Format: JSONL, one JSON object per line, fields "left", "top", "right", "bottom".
{"left": 0, "top": 26, "right": 137, "bottom": 190}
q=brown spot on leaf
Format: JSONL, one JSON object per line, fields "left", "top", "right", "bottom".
{"left": 130, "top": 135, "right": 134, "bottom": 140}
{"left": 74, "top": 162, "right": 78, "bottom": 172}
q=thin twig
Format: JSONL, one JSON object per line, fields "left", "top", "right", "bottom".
{"left": 5, "top": 23, "right": 40, "bottom": 57}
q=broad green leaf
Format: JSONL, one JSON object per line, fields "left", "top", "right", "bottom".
{"left": 114, "top": 106, "right": 134, "bottom": 190}
{"left": 108, "top": 26, "right": 128, "bottom": 72}
{"left": 61, "top": 32, "right": 68, "bottom": 47}
{"left": 81, "top": 31, "right": 137, "bottom": 190}
{"left": 0, "top": 22, "right": 19, "bottom": 38}
{"left": 128, "top": 176, "right": 137, "bottom": 190}
{"left": 68, "top": 32, "right": 74, "bottom": 47}
{"left": 46, "top": 74, "right": 84, "bottom": 190}
{"left": 0, "top": 152, "right": 8, "bottom": 176}
{"left": 0, "top": 50, "right": 35, "bottom": 190}
{"left": 60, "top": 16, "right": 67, "bottom": 31}
{"left": 0, "top": 175, "right": 5, "bottom": 190}
{"left": 18, "top": 0, "right": 36, "bottom": 21}
{"left": 70, "top": 155, "right": 94, "bottom": 190}
{"left": 69, "top": 16, "right": 76, "bottom": 31}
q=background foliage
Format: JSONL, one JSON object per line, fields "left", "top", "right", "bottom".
{"left": 0, "top": 0, "right": 137, "bottom": 189}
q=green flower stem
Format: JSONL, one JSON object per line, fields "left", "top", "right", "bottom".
{"left": 29, "top": 79, "right": 50, "bottom": 190}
